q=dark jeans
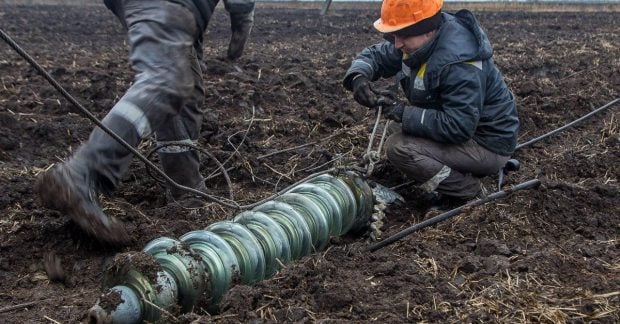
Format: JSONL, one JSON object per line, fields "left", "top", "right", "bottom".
{"left": 385, "top": 128, "right": 510, "bottom": 198}
{"left": 72, "top": 0, "right": 206, "bottom": 195}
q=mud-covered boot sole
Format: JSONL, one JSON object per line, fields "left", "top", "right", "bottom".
{"left": 35, "top": 166, "right": 131, "bottom": 246}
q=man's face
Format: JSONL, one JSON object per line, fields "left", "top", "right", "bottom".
{"left": 393, "top": 30, "right": 436, "bottom": 55}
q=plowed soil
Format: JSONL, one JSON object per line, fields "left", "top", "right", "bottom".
{"left": 0, "top": 2, "right": 618, "bottom": 323}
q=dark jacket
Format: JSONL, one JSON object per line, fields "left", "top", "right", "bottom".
{"left": 344, "top": 10, "right": 519, "bottom": 156}
{"left": 104, "top": 0, "right": 255, "bottom": 33}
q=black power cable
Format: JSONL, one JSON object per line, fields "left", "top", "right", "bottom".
{"left": 516, "top": 98, "right": 619, "bottom": 150}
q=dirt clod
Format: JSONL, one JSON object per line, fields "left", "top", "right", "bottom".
{"left": 43, "top": 251, "right": 66, "bottom": 283}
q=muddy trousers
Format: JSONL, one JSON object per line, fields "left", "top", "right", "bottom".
{"left": 70, "top": 0, "right": 206, "bottom": 197}
{"left": 385, "top": 131, "right": 510, "bottom": 198}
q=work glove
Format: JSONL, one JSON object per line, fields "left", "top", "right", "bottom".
{"left": 351, "top": 75, "right": 378, "bottom": 108}
{"left": 377, "top": 97, "right": 405, "bottom": 122}
{"left": 227, "top": 11, "right": 254, "bottom": 60}
{"left": 374, "top": 87, "right": 400, "bottom": 103}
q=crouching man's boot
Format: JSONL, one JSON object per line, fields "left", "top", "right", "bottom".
{"left": 35, "top": 159, "right": 130, "bottom": 245}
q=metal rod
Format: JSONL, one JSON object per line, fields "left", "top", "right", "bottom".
{"left": 516, "top": 98, "right": 619, "bottom": 150}
{"left": 367, "top": 179, "right": 541, "bottom": 253}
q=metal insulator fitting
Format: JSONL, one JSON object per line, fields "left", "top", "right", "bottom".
{"left": 89, "top": 285, "right": 143, "bottom": 324}
{"left": 96, "top": 252, "right": 179, "bottom": 323}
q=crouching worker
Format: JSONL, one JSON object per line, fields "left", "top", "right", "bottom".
{"left": 35, "top": 0, "right": 255, "bottom": 245}
{"left": 343, "top": 0, "right": 519, "bottom": 207}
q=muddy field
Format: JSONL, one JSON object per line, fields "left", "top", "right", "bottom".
{"left": 0, "top": 1, "right": 619, "bottom": 323}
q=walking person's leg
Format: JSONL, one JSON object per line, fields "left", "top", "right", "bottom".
{"left": 156, "top": 42, "right": 207, "bottom": 200}
{"left": 35, "top": 0, "right": 200, "bottom": 244}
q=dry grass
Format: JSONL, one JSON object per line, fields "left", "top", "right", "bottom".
{"left": 600, "top": 112, "right": 618, "bottom": 142}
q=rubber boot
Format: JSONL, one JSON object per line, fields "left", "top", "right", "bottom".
{"left": 35, "top": 113, "right": 141, "bottom": 245}
{"left": 227, "top": 10, "right": 254, "bottom": 60}
{"left": 159, "top": 150, "right": 207, "bottom": 208}
{"left": 35, "top": 159, "right": 130, "bottom": 245}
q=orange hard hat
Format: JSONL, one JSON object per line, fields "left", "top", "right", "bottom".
{"left": 374, "top": 0, "right": 443, "bottom": 34}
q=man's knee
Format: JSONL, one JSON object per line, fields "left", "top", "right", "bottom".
{"left": 385, "top": 134, "right": 439, "bottom": 182}
{"left": 385, "top": 134, "right": 423, "bottom": 168}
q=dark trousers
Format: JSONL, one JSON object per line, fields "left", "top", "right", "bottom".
{"left": 72, "top": 0, "right": 206, "bottom": 196}
{"left": 385, "top": 129, "right": 510, "bottom": 198}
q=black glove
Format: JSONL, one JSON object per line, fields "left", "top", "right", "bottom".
{"left": 377, "top": 97, "right": 405, "bottom": 122}
{"left": 375, "top": 88, "right": 400, "bottom": 102}
{"left": 351, "top": 75, "right": 378, "bottom": 108}
{"left": 227, "top": 11, "right": 254, "bottom": 61}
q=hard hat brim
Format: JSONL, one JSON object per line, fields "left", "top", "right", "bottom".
{"left": 374, "top": 12, "right": 443, "bottom": 36}
{"left": 373, "top": 18, "right": 415, "bottom": 34}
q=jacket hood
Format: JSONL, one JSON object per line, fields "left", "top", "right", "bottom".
{"left": 418, "top": 10, "right": 493, "bottom": 88}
